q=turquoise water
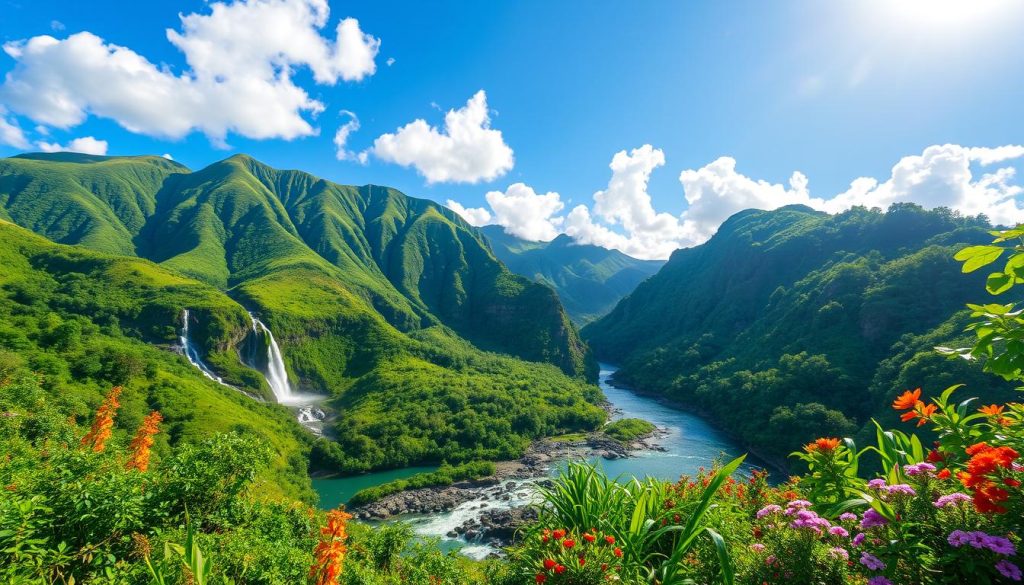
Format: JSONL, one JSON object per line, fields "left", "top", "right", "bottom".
{"left": 313, "top": 465, "right": 440, "bottom": 508}
{"left": 313, "top": 364, "right": 762, "bottom": 509}
{"left": 585, "top": 365, "right": 765, "bottom": 481}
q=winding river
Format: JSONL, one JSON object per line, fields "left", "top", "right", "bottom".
{"left": 313, "top": 364, "right": 763, "bottom": 557}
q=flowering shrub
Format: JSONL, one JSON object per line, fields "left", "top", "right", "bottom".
{"left": 516, "top": 528, "right": 624, "bottom": 584}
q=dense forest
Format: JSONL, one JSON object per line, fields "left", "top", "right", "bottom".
{"left": 584, "top": 203, "right": 1019, "bottom": 465}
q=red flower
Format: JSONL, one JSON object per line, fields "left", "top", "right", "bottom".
{"left": 582, "top": 533, "right": 596, "bottom": 543}
{"left": 535, "top": 573, "right": 547, "bottom": 583}
{"left": 604, "top": 535, "right": 615, "bottom": 545}
{"left": 578, "top": 557, "right": 586, "bottom": 566}
{"left": 563, "top": 539, "right": 576, "bottom": 549}
{"left": 937, "top": 469, "right": 951, "bottom": 480}
{"left": 554, "top": 564, "right": 566, "bottom": 574}
{"left": 601, "top": 563, "right": 608, "bottom": 571}
{"left": 927, "top": 449, "right": 946, "bottom": 463}
{"left": 552, "top": 529, "right": 565, "bottom": 540}
{"left": 543, "top": 559, "right": 556, "bottom": 571}
{"left": 613, "top": 547, "right": 623, "bottom": 558}
{"left": 893, "top": 388, "right": 922, "bottom": 410}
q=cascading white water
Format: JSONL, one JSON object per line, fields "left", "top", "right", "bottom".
{"left": 249, "top": 313, "right": 293, "bottom": 403}
{"left": 179, "top": 309, "right": 231, "bottom": 387}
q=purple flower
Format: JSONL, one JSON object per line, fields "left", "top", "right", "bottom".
{"left": 839, "top": 512, "right": 858, "bottom": 522}
{"left": 786, "top": 499, "right": 812, "bottom": 510}
{"left": 852, "top": 532, "right": 867, "bottom": 546}
{"left": 750, "top": 543, "right": 766, "bottom": 553}
{"left": 829, "top": 547, "right": 849, "bottom": 560}
{"left": 933, "top": 493, "right": 971, "bottom": 508}
{"left": 789, "top": 509, "right": 831, "bottom": 533}
{"left": 867, "top": 478, "right": 888, "bottom": 490}
{"left": 996, "top": 560, "right": 1022, "bottom": 582}
{"left": 756, "top": 504, "right": 782, "bottom": 519}
{"left": 860, "top": 509, "right": 888, "bottom": 529}
{"left": 985, "top": 535, "right": 1016, "bottom": 556}
{"left": 860, "top": 552, "right": 885, "bottom": 571}
{"left": 883, "top": 483, "right": 916, "bottom": 497}
{"left": 948, "top": 530, "right": 971, "bottom": 547}
{"left": 904, "top": 462, "right": 937, "bottom": 476}
{"left": 829, "top": 526, "right": 850, "bottom": 538}
{"left": 765, "top": 554, "right": 777, "bottom": 566}
{"left": 868, "top": 577, "right": 893, "bottom": 585}
{"left": 969, "top": 532, "right": 990, "bottom": 549}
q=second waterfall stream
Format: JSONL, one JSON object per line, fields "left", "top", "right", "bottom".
{"left": 248, "top": 313, "right": 293, "bottom": 403}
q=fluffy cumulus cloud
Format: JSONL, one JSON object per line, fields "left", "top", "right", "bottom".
{"left": 445, "top": 200, "right": 491, "bottom": 226}
{"left": 447, "top": 143, "right": 1024, "bottom": 261}
{"left": 369, "top": 90, "right": 514, "bottom": 184}
{"left": 37, "top": 136, "right": 108, "bottom": 155}
{"left": 0, "top": 0, "right": 379, "bottom": 146}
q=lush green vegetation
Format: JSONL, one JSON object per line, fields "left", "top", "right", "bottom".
{"left": 0, "top": 153, "right": 607, "bottom": 475}
{"left": 602, "top": 418, "right": 657, "bottom": 443}
{"left": 0, "top": 373, "right": 489, "bottom": 584}
{"left": 347, "top": 461, "right": 496, "bottom": 507}
{"left": 482, "top": 225, "right": 663, "bottom": 324}
{"left": 0, "top": 220, "right": 311, "bottom": 499}
{"left": 584, "top": 204, "right": 1018, "bottom": 465}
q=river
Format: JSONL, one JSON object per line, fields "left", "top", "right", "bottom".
{"left": 313, "top": 364, "right": 763, "bottom": 557}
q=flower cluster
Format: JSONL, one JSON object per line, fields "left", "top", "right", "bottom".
{"left": 125, "top": 410, "right": 162, "bottom": 472}
{"left": 309, "top": 508, "right": 352, "bottom": 585}
{"left": 531, "top": 528, "right": 622, "bottom": 584}
{"left": 80, "top": 386, "right": 122, "bottom": 453}
{"left": 958, "top": 442, "right": 1020, "bottom": 513}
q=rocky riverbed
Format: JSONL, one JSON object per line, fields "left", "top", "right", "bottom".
{"left": 349, "top": 430, "right": 665, "bottom": 550}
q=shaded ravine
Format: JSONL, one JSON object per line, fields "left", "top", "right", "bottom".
{"left": 313, "top": 364, "right": 765, "bottom": 558}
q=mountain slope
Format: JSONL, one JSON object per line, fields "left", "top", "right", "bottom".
{"left": 0, "top": 219, "right": 313, "bottom": 499}
{"left": 481, "top": 225, "right": 664, "bottom": 324}
{"left": 0, "top": 153, "right": 603, "bottom": 474}
{"left": 583, "top": 203, "right": 1018, "bottom": 465}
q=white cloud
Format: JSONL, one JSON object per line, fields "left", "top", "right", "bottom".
{"left": 0, "top": 108, "right": 30, "bottom": 149}
{"left": 333, "top": 110, "right": 366, "bottom": 163}
{"left": 678, "top": 157, "right": 815, "bottom": 242}
{"left": 50, "top": 20, "right": 65, "bottom": 32}
{"left": 386, "top": 57, "right": 395, "bottom": 67}
{"left": 448, "top": 143, "right": 1024, "bottom": 261}
{"left": 483, "top": 183, "right": 564, "bottom": 241}
{"left": 37, "top": 136, "right": 108, "bottom": 155}
{"left": 162, "top": 153, "right": 173, "bottom": 160}
{"left": 446, "top": 200, "right": 491, "bottom": 226}
{"left": 369, "top": 90, "right": 514, "bottom": 184}
{"left": 0, "top": 0, "right": 380, "bottom": 146}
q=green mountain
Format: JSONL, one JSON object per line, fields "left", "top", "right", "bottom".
{"left": 0, "top": 153, "right": 603, "bottom": 475}
{"left": 481, "top": 225, "right": 664, "bottom": 324}
{"left": 583, "top": 203, "right": 1018, "bottom": 465}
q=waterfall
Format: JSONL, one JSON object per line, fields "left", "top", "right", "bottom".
{"left": 179, "top": 309, "right": 231, "bottom": 387}
{"left": 248, "top": 313, "right": 294, "bottom": 403}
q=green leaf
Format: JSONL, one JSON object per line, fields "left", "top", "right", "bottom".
{"left": 986, "top": 272, "right": 1014, "bottom": 295}
{"left": 955, "top": 245, "right": 1004, "bottom": 272}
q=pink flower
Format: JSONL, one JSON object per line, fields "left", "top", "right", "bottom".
{"left": 750, "top": 543, "right": 766, "bottom": 553}
{"left": 829, "top": 526, "right": 849, "bottom": 538}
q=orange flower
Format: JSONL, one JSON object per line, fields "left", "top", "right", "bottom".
{"left": 914, "top": 403, "right": 937, "bottom": 427}
{"left": 126, "top": 411, "right": 163, "bottom": 472}
{"left": 815, "top": 437, "right": 841, "bottom": 452}
{"left": 80, "top": 387, "right": 122, "bottom": 453}
{"left": 310, "top": 509, "right": 352, "bottom": 585}
{"left": 980, "top": 404, "right": 1005, "bottom": 416}
{"left": 893, "top": 388, "right": 922, "bottom": 411}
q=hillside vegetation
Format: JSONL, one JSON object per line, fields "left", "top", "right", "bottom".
{"left": 584, "top": 204, "right": 1019, "bottom": 464}
{"left": 482, "top": 225, "right": 663, "bottom": 324}
{"left": 0, "top": 153, "right": 604, "bottom": 474}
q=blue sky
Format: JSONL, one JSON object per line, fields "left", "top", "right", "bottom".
{"left": 2, "top": 0, "right": 1023, "bottom": 258}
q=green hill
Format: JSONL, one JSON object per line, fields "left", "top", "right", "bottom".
{"left": 583, "top": 203, "right": 1019, "bottom": 466}
{"left": 481, "top": 225, "right": 664, "bottom": 324}
{"left": 0, "top": 153, "right": 603, "bottom": 475}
